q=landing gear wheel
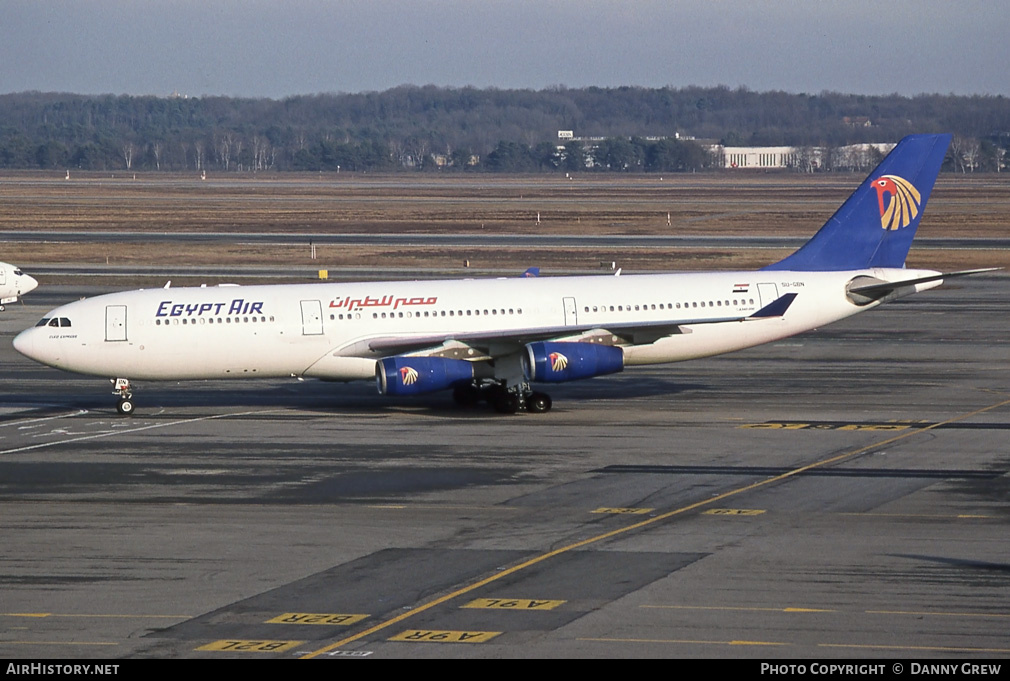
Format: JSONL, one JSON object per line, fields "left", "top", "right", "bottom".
{"left": 526, "top": 391, "right": 553, "bottom": 414}
{"left": 493, "top": 392, "right": 520, "bottom": 414}
{"left": 112, "top": 378, "right": 134, "bottom": 416}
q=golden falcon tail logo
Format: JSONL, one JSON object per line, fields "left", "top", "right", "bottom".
{"left": 399, "top": 366, "right": 419, "bottom": 385}
{"left": 873, "top": 175, "right": 921, "bottom": 231}
{"left": 549, "top": 352, "right": 568, "bottom": 372}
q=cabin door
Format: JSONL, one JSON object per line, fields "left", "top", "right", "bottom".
{"left": 563, "top": 297, "right": 578, "bottom": 326}
{"left": 105, "top": 305, "right": 128, "bottom": 342}
{"left": 757, "top": 283, "right": 779, "bottom": 308}
{"left": 300, "top": 300, "right": 324, "bottom": 335}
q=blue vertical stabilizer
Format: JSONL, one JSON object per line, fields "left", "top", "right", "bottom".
{"left": 763, "top": 133, "right": 951, "bottom": 271}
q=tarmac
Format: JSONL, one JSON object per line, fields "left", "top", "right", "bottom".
{"left": 1, "top": 277, "right": 1008, "bottom": 659}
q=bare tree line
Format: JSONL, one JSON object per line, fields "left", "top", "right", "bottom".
{"left": 1, "top": 86, "right": 1007, "bottom": 172}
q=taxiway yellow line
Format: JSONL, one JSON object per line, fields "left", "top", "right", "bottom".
{"left": 292, "top": 394, "right": 1010, "bottom": 657}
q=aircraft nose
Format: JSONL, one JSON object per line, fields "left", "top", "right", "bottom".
{"left": 13, "top": 327, "right": 36, "bottom": 360}
{"left": 21, "top": 274, "right": 39, "bottom": 295}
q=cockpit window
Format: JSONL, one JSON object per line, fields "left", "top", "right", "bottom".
{"left": 36, "top": 318, "right": 50, "bottom": 327}
{"left": 43, "top": 318, "right": 72, "bottom": 328}
{"left": 14, "top": 269, "right": 23, "bottom": 276}
{"left": 48, "top": 318, "right": 60, "bottom": 327}
{"left": 59, "top": 318, "right": 71, "bottom": 327}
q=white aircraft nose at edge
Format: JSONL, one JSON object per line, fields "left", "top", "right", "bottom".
{"left": 11, "top": 134, "right": 996, "bottom": 415}
{"left": 0, "top": 261, "right": 38, "bottom": 311}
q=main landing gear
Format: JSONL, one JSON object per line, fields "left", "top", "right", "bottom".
{"left": 112, "top": 378, "right": 135, "bottom": 415}
{"left": 453, "top": 380, "right": 553, "bottom": 414}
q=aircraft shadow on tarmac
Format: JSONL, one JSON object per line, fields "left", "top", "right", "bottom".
{"left": 1, "top": 374, "right": 709, "bottom": 419}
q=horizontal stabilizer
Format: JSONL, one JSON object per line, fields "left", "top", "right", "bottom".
{"left": 747, "top": 293, "right": 797, "bottom": 319}
{"left": 848, "top": 268, "right": 1001, "bottom": 300}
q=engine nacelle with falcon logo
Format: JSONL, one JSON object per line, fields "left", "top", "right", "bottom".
{"left": 375, "top": 356, "right": 475, "bottom": 396}
{"left": 523, "top": 342, "right": 624, "bottom": 383}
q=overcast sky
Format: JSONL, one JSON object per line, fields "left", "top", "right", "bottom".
{"left": 3, "top": 1, "right": 1007, "bottom": 99}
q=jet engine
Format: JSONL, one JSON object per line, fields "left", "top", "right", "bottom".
{"left": 376, "top": 356, "right": 475, "bottom": 396}
{"left": 523, "top": 342, "right": 624, "bottom": 383}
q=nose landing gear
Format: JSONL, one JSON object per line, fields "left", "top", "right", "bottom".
{"left": 112, "top": 378, "right": 134, "bottom": 415}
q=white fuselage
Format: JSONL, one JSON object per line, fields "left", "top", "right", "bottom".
{"left": 12, "top": 268, "right": 941, "bottom": 384}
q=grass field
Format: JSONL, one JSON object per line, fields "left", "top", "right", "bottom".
{"left": 1, "top": 171, "right": 1008, "bottom": 282}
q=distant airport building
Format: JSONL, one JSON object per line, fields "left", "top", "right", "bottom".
{"left": 709, "top": 142, "right": 895, "bottom": 171}
{"left": 555, "top": 131, "right": 896, "bottom": 172}
{"left": 717, "top": 146, "right": 799, "bottom": 169}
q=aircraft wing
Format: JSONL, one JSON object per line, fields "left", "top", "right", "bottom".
{"left": 361, "top": 293, "right": 798, "bottom": 358}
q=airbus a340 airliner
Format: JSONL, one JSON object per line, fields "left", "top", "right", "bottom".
{"left": 13, "top": 134, "right": 988, "bottom": 415}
